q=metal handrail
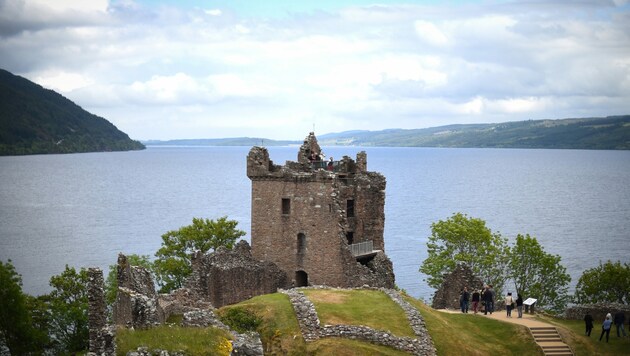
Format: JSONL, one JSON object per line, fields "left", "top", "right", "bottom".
{"left": 349, "top": 240, "right": 373, "bottom": 256}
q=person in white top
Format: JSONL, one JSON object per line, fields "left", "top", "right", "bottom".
{"left": 505, "top": 292, "right": 514, "bottom": 318}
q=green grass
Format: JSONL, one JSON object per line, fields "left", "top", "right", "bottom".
{"left": 116, "top": 325, "right": 233, "bottom": 356}
{"left": 306, "top": 337, "right": 412, "bottom": 356}
{"left": 218, "top": 292, "right": 307, "bottom": 355}
{"left": 302, "top": 288, "right": 416, "bottom": 338}
{"left": 536, "top": 315, "right": 630, "bottom": 356}
{"left": 403, "top": 295, "right": 543, "bottom": 356}
{"left": 116, "top": 289, "right": 577, "bottom": 355}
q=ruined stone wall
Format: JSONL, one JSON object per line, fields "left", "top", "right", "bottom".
{"left": 250, "top": 177, "right": 348, "bottom": 287}
{"left": 339, "top": 171, "right": 386, "bottom": 249}
{"left": 87, "top": 268, "right": 116, "bottom": 356}
{"left": 113, "top": 254, "right": 163, "bottom": 328}
{"left": 431, "top": 264, "right": 484, "bottom": 309}
{"left": 187, "top": 241, "right": 288, "bottom": 307}
{"left": 248, "top": 133, "right": 393, "bottom": 290}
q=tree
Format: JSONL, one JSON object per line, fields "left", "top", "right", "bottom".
{"left": 105, "top": 254, "right": 153, "bottom": 305}
{"left": 507, "top": 234, "right": 571, "bottom": 312}
{"left": 419, "top": 213, "right": 509, "bottom": 293}
{"left": 154, "top": 216, "right": 246, "bottom": 293}
{"left": 0, "top": 260, "right": 44, "bottom": 354}
{"left": 47, "top": 265, "right": 89, "bottom": 353}
{"left": 574, "top": 260, "right": 630, "bottom": 305}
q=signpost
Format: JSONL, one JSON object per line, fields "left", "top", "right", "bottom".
{"left": 523, "top": 298, "right": 537, "bottom": 314}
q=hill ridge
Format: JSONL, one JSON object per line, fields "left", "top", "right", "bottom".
{"left": 0, "top": 68, "right": 144, "bottom": 156}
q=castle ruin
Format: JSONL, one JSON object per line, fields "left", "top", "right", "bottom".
{"left": 247, "top": 132, "right": 395, "bottom": 289}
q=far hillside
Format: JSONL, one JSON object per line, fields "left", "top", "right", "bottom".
{"left": 145, "top": 115, "right": 630, "bottom": 150}
{"left": 0, "top": 68, "right": 145, "bottom": 156}
{"left": 316, "top": 116, "right": 630, "bottom": 150}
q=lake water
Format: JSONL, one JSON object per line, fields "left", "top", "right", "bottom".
{"left": 1, "top": 146, "right": 629, "bottom": 302}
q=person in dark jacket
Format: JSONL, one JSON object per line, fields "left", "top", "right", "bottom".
{"left": 584, "top": 314, "right": 594, "bottom": 336}
{"left": 460, "top": 287, "right": 470, "bottom": 313}
{"left": 471, "top": 289, "right": 481, "bottom": 314}
{"left": 516, "top": 294, "right": 524, "bottom": 318}
{"left": 614, "top": 311, "right": 627, "bottom": 337}
{"left": 483, "top": 285, "right": 493, "bottom": 315}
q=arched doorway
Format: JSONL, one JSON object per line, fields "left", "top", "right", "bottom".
{"left": 295, "top": 270, "right": 308, "bottom": 287}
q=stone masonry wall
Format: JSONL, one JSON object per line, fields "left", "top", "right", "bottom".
{"left": 187, "top": 240, "right": 289, "bottom": 307}
{"left": 562, "top": 303, "right": 630, "bottom": 322}
{"left": 250, "top": 178, "right": 349, "bottom": 287}
{"left": 113, "top": 254, "right": 163, "bottom": 328}
{"left": 87, "top": 268, "right": 116, "bottom": 356}
{"left": 248, "top": 132, "right": 394, "bottom": 290}
{"left": 431, "top": 264, "right": 484, "bottom": 309}
{"left": 282, "top": 287, "right": 436, "bottom": 356}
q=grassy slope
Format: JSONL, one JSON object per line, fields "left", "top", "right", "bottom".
{"left": 116, "top": 326, "right": 233, "bottom": 355}
{"left": 403, "top": 296, "right": 542, "bottom": 356}
{"left": 536, "top": 315, "right": 630, "bottom": 356}
{"left": 119, "top": 289, "right": 608, "bottom": 355}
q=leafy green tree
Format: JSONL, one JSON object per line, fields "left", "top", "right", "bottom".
{"left": 574, "top": 260, "right": 630, "bottom": 305}
{"left": 0, "top": 260, "right": 45, "bottom": 354}
{"left": 105, "top": 254, "right": 153, "bottom": 305}
{"left": 419, "top": 212, "right": 509, "bottom": 293}
{"left": 47, "top": 265, "right": 89, "bottom": 353}
{"left": 507, "top": 234, "right": 571, "bottom": 312}
{"left": 154, "top": 216, "right": 246, "bottom": 293}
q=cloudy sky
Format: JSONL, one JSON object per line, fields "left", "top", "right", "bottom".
{"left": 1, "top": 0, "right": 629, "bottom": 140}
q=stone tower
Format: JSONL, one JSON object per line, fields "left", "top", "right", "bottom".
{"left": 246, "top": 132, "right": 395, "bottom": 288}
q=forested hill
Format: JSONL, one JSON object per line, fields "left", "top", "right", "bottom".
{"left": 0, "top": 68, "right": 144, "bottom": 156}
{"left": 316, "top": 116, "right": 630, "bottom": 150}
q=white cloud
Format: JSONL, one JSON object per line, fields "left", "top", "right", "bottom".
{"left": 205, "top": 9, "right": 222, "bottom": 16}
{"left": 0, "top": 0, "right": 629, "bottom": 140}
{"left": 414, "top": 20, "right": 449, "bottom": 46}
{"left": 26, "top": 0, "right": 109, "bottom": 13}
{"left": 33, "top": 71, "right": 94, "bottom": 92}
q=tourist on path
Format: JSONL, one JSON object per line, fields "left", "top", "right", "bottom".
{"left": 483, "top": 285, "right": 493, "bottom": 315}
{"left": 471, "top": 289, "right": 481, "bottom": 314}
{"left": 600, "top": 314, "right": 613, "bottom": 342}
{"left": 584, "top": 314, "right": 594, "bottom": 336}
{"left": 505, "top": 292, "right": 514, "bottom": 318}
{"left": 515, "top": 294, "right": 523, "bottom": 318}
{"left": 614, "top": 311, "right": 627, "bottom": 337}
{"left": 460, "top": 287, "right": 470, "bottom": 313}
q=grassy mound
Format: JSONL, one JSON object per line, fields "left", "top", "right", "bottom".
{"left": 121, "top": 288, "right": 623, "bottom": 355}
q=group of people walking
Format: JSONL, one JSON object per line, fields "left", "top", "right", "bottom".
{"left": 585, "top": 311, "right": 627, "bottom": 343}
{"left": 458, "top": 285, "right": 523, "bottom": 318}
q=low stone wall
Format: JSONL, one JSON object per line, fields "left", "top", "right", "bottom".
{"left": 282, "top": 287, "right": 437, "bottom": 356}
{"left": 562, "top": 303, "right": 630, "bottom": 321}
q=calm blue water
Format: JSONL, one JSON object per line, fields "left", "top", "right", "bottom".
{"left": 1, "top": 146, "right": 629, "bottom": 302}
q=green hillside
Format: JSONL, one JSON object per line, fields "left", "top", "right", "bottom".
{"left": 116, "top": 288, "right": 630, "bottom": 355}
{"left": 0, "top": 68, "right": 144, "bottom": 156}
{"left": 317, "top": 116, "right": 630, "bottom": 150}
